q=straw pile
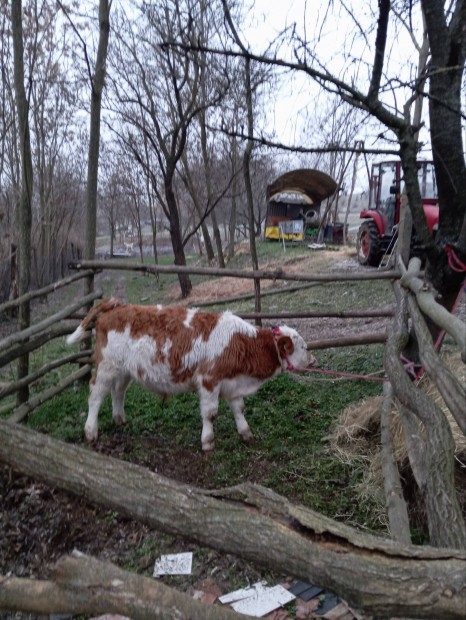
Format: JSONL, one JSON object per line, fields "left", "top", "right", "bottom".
{"left": 328, "top": 352, "right": 466, "bottom": 525}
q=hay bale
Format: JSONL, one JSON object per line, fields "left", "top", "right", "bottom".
{"left": 327, "top": 395, "right": 383, "bottom": 465}
{"left": 328, "top": 352, "right": 466, "bottom": 522}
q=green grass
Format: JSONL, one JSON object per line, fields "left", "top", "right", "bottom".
{"left": 95, "top": 253, "right": 213, "bottom": 305}
{"left": 26, "top": 343, "right": 385, "bottom": 531}
{"left": 2, "top": 240, "right": 392, "bottom": 535}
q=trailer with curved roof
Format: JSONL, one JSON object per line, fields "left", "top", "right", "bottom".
{"left": 265, "top": 169, "right": 338, "bottom": 241}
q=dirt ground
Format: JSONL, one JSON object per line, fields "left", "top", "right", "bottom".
{"left": 0, "top": 245, "right": 391, "bottom": 618}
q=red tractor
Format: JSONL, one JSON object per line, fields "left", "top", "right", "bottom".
{"left": 356, "top": 160, "right": 439, "bottom": 266}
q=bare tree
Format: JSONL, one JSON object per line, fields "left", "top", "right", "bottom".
{"left": 110, "top": 0, "right": 215, "bottom": 298}
{"left": 179, "top": 149, "right": 216, "bottom": 262}
{"left": 27, "top": 2, "right": 80, "bottom": 285}
{"left": 120, "top": 166, "right": 147, "bottom": 262}
{"left": 169, "top": 0, "right": 466, "bottom": 547}
{"left": 11, "top": 0, "right": 34, "bottom": 404}
{"left": 84, "top": 0, "right": 111, "bottom": 295}
{"left": 99, "top": 149, "right": 124, "bottom": 258}
{"left": 421, "top": 0, "right": 466, "bottom": 306}
{"left": 59, "top": 0, "right": 112, "bottom": 287}
{"left": 218, "top": 0, "right": 466, "bottom": 548}
{"left": 221, "top": 0, "right": 264, "bottom": 315}
{"left": 1, "top": 1, "right": 88, "bottom": 297}
{"left": 0, "top": 2, "right": 20, "bottom": 304}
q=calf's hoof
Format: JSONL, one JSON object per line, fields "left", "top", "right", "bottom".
{"left": 113, "top": 414, "right": 126, "bottom": 427}
{"left": 202, "top": 441, "right": 215, "bottom": 452}
{"left": 84, "top": 426, "right": 98, "bottom": 442}
{"left": 241, "top": 429, "right": 254, "bottom": 443}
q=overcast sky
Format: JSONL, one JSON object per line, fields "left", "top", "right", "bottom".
{"left": 242, "top": 0, "right": 432, "bottom": 161}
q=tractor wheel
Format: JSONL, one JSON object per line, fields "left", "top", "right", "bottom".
{"left": 357, "top": 221, "right": 382, "bottom": 266}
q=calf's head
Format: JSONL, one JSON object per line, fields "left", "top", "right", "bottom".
{"left": 273, "top": 326, "right": 313, "bottom": 370}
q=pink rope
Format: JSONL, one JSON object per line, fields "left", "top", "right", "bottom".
{"left": 445, "top": 245, "right": 466, "bottom": 272}
{"left": 296, "top": 367, "right": 387, "bottom": 382}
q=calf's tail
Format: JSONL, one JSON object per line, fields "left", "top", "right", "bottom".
{"left": 66, "top": 297, "right": 121, "bottom": 345}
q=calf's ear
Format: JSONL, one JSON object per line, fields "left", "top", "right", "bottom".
{"left": 277, "top": 335, "right": 294, "bottom": 357}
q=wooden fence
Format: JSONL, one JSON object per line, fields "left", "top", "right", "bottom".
{"left": 0, "top": 260, "right": 397, "bottom": 422}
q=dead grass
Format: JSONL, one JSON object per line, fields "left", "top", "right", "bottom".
{"left": 168, "top": 244, "right": 358, "bottom": 306}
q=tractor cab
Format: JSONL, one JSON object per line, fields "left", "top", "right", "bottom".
{"left": 357, "top": 160, "right": 438, "bottom": 266}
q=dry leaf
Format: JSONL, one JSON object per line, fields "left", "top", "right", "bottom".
{"left": 296, "top": 597, "right": 320, "bottom": 619}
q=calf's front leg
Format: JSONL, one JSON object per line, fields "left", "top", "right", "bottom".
{"left": 228, "top": 396, "right": 254, "bottom": 443}
{"left": 84, "top": 362, "right": 115, "bottom": 442}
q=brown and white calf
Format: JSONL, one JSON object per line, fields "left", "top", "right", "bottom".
{"left": 66, "top": 299, "right": 311, "bottom": 450}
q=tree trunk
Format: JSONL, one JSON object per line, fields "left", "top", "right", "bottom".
{"left": 109, "top": 219, "right": 115, "bottom": 257}
{"left": 420, "top": 0, "right": 466, "bottom": 311}
{"left": 421, "top": 0, "right": 466, "bottom": 245}
{"left": 384, "top": 284, "right": 466, "bottom": 549}
{"left": 242, "top": 59, "right": 261, "bottom": 320}
{"left": 142, "top": 132, "right": 160, "bottom": 277}
{"left": 200, "top": 218, "right": 216, "bottom": 263}
{"left": 0, "top": 421, "right": 465, "bottom": 619}
{"left": 227, "top": 134, "right": 239, "bottom": 261}
{"left": 84, "top": 0, "right": 111, "bottom": 298}
{"left": 11, "top": 0, "right": 33, "bottom": 406}
{"left": 179, "top": 150, "right": 216, "bottom": 264}
{"left": 343, "top": 146, "right": 360, "bottom": 245}
{"left": 210, "top": 209, "right": 225, "bottom": 268}
{"left": 222, "top": 2, "right": 261, "bottom": 318}
{"left": 8, "top": 244, "right": 18, "bottom": 318}
{"left": 199, "top": 102, "right": 224, "bottom": 267}
{"left": 165, "top": 179, "right": 192, "bottom": 298}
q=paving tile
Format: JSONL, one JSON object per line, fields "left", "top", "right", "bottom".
{"left": 314, "top": 592, "right": 340, "bottom": 616}
{"left": 289, "top": 580, "right": 324, "bottom": 601}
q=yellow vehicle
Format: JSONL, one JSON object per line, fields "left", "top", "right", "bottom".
{"left": 265, "top": 169, "right": 337, "bottom": 241}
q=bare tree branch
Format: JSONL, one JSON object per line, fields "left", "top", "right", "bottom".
{"left": 367, "top": 0, "right": 390, "bottom": 103}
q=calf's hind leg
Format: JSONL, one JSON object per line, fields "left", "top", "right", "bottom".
{"left": 111, "top": 374, "right": 131, "bottom": 427}
{"left": 84, "top": 362, "right": 116, "bottom": 442}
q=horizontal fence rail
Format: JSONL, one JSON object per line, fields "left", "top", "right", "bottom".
{"left": 69, "top": 259, "right": 402, "bottom": 282}
{"left": 0, "top": 270, "right": 96, "bottom": 315}
{"left": 0, "top": 350, "right": 93, "bottom": 401}
{"left": 0, "top": 285, "right": 102, "bottom": 420}
{"left": 0, "top": 290, "right": 102, "bottom": 351}
{"left": 305, "top": 332, "right": 388, "bottom": 350}
{"left": 8, "top": 364, "right": 93, "bottom": 423}
{"left": 238, "top": 309, "right": 394, "bottom": 320}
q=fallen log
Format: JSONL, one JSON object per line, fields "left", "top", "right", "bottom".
{"left": 0, "top": 421, "right": 464, "bottom": 619}
{"left": 0, "top": 551, "right": 252, "bottom": 620}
